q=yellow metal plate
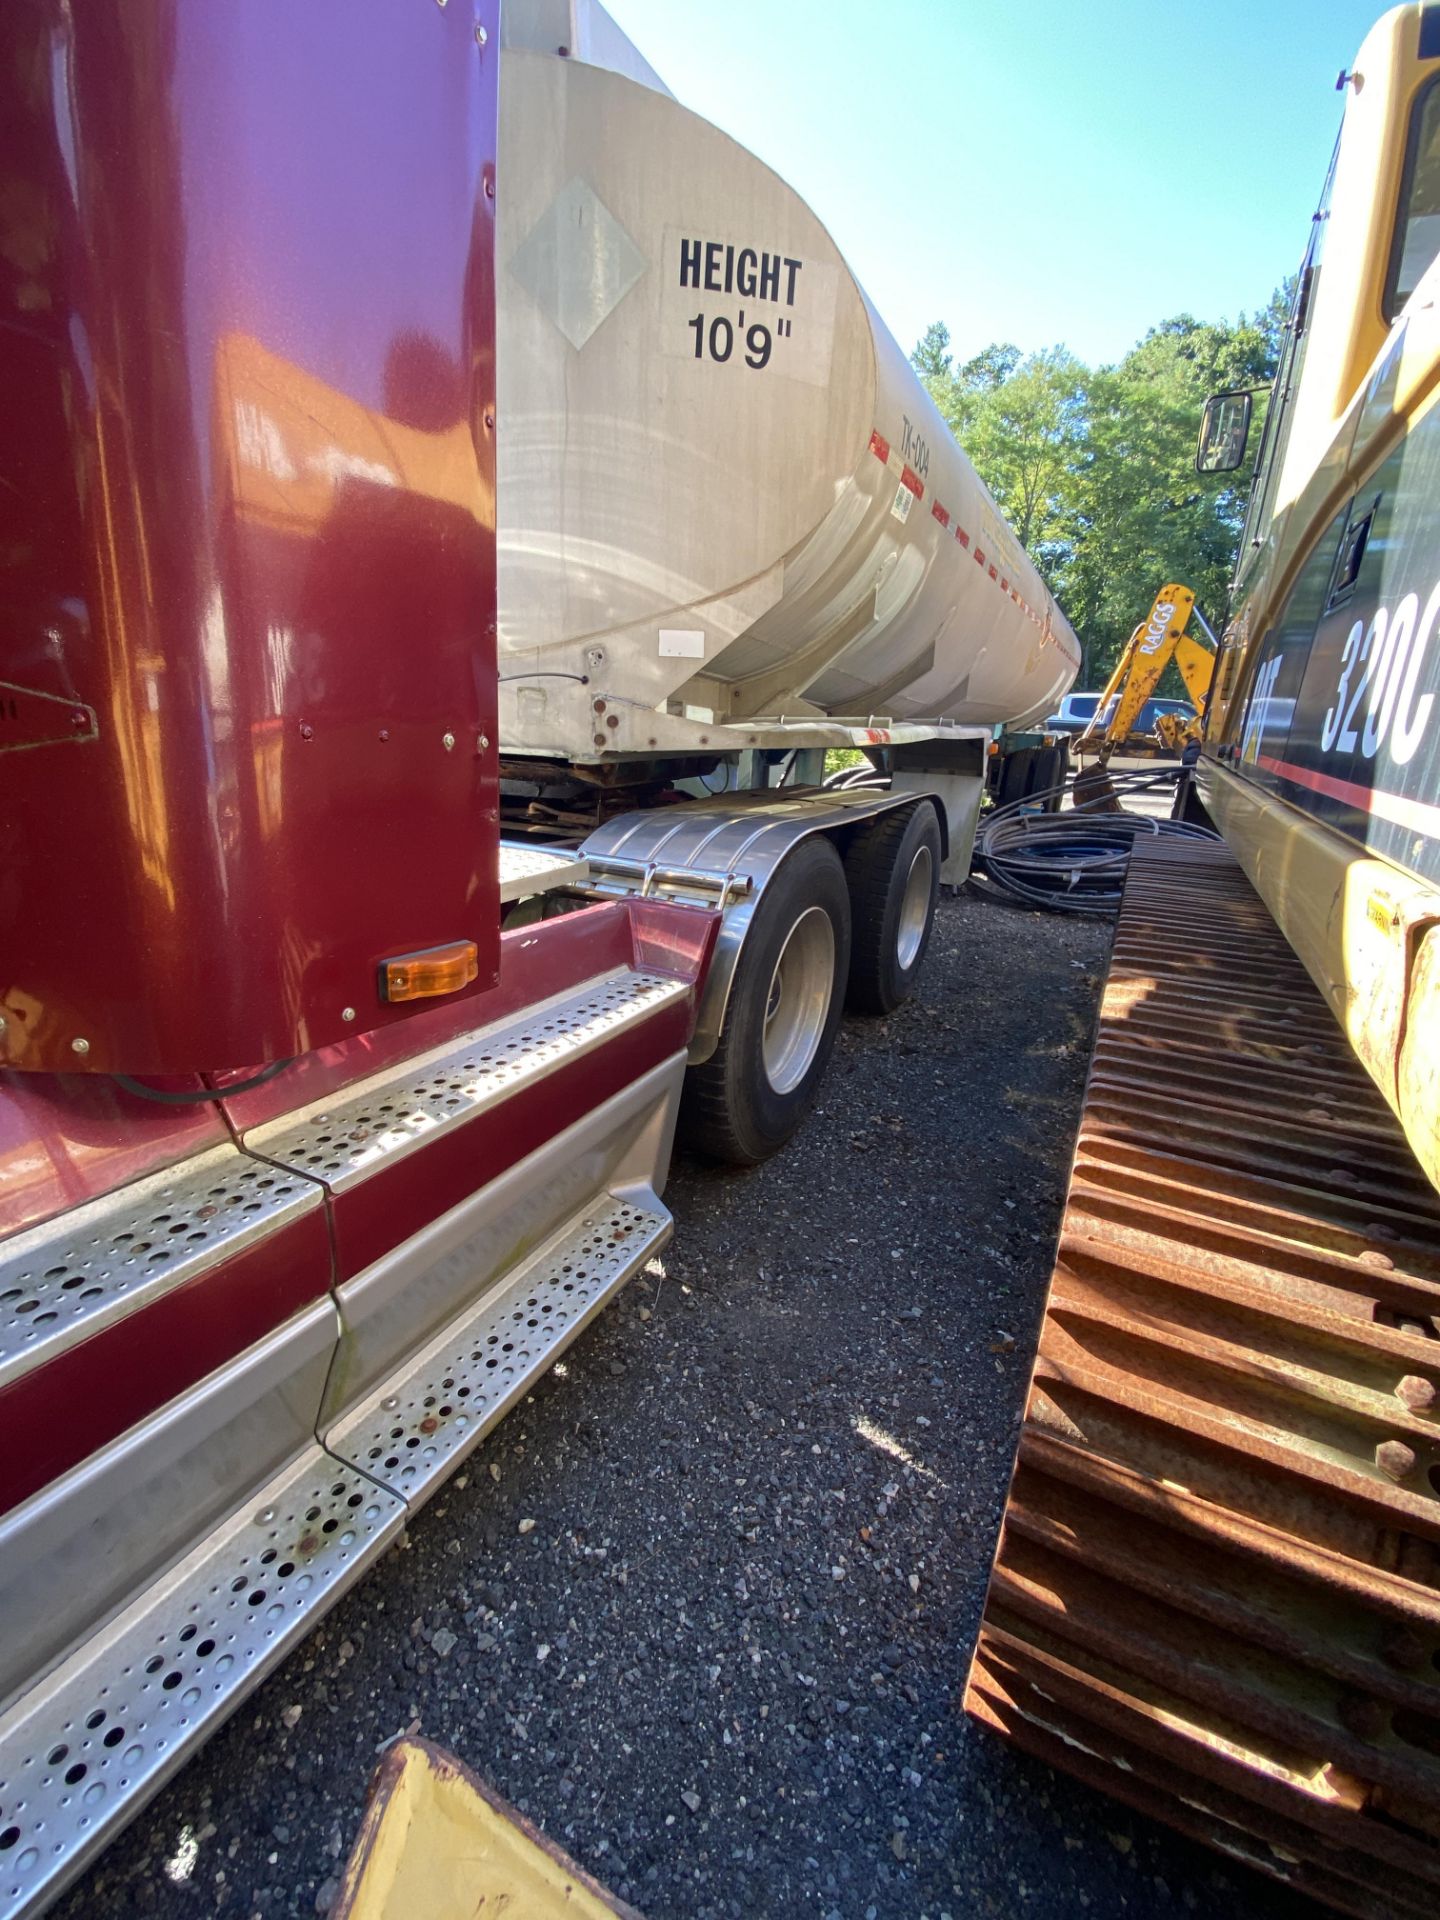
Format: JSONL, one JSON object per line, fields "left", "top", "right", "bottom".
{"left": 333, "top": 1738, "right": 643, "bottom": 1920}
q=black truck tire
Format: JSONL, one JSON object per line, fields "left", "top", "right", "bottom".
{"left": 680, "top": 837, "right": 851, "bottom": 1166}
{"left": 842, "top": 801, "right": 941, "bottom": 1014}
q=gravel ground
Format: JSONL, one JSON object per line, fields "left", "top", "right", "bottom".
{"left": 55, "top": 887, "right": 1319, "bottom": 1920}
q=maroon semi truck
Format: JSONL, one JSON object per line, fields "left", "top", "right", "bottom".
{"left": 0, "top": 8, "right": 723, "bottom": 1909}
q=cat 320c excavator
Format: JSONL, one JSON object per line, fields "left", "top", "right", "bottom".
{"left": 971, "top": 9, "right": 1440, "bottom": 1919}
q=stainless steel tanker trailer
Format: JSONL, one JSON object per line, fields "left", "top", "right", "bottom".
{"left": 490, "top": 1, "right": 1080, "bottom": 1160}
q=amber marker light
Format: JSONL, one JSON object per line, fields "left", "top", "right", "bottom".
{"left": 379, "top": 940, "right": 479, "bottom": 1003}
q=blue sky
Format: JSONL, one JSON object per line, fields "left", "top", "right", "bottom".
{"left": 603, "top": 0, "right": 1388, "bottom": 367}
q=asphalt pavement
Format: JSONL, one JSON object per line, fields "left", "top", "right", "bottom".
{"left": 53, "top": 884, "right": 1320, "bottom": 1920}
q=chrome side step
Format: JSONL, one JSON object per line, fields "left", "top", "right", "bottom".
{"left": 326, "top": 1193, "right": 670, "bottom": 1500}
{"left": 0, "top": 1148, "right": 321, "bottom": 1394}
{"left": 497, "top": 840, "right": 589, "bottom": 901}
{"left": 0, "top": 1193, "right": 669, "bottom": 1918}
{"left": 0, "top": 1457, "right": 406, "bottom": 1919}
{"left": 246, "top": 969, "right": 687, "bottom": 1194}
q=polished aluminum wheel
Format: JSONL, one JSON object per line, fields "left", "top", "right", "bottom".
{"left": 895, "top": 843, "right": 934, "bottom": 970}
{"left": 761, "top": 906, "right": 835, "bottom": 1094}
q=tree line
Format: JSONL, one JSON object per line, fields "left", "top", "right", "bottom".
{"left": 911, "top": 292, "right": 1288, "bottom": 688}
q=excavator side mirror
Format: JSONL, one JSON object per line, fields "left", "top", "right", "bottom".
{"left": 1196, "top": 390, "right": 1253, "bottom": 473}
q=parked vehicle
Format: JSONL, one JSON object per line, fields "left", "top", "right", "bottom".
{"left": 1048, "top": 692, "right": 1199, "bottom": 745}
{"left": 1135, "top": 696, "right": 1197, "bottom": 737}
{"left": 973, "top": 10, "right": 1440, "bottom": 1915}
{"left": 1046, "top": 692, "right": 1106, "bottom": 732}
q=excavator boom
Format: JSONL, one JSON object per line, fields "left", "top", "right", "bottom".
{"left": 1075, "top": 583, "right": 1209, "bottom": 762}
{"left": 1072, "top": 583, "right": 1215, "bottom": 803}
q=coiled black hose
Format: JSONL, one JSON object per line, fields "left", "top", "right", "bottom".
{"left": 976, "top": 767, "right": 1220, "bottom": 913}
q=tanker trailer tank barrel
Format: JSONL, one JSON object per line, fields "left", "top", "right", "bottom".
{"left": 493, "top": 17, "right": 1080, "bottom": 770}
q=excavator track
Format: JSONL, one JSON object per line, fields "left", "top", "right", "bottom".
{"left": 966, "top": 835, "right": 1440, "bottom": 1920}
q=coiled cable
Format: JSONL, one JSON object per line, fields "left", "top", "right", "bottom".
{"left": 976, "top": 767, "right": 1220, "bottom": 913}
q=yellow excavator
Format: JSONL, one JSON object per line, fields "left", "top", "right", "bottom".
{"left": 1071, "top": 582, "right": 1217, "bottom": 804}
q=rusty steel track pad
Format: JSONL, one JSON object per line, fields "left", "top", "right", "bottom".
{"left": 966, "top": 836, "right": 1440, "bottom": 1919}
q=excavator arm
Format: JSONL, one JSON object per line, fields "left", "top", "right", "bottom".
{"left": 1071, "top": 583, "right": 1216, "bottom": 804}
{"left": 1075, "top": 576, "right": 1213, "bottom": 802}
{"left": 1172, "top": 627, "right": 1215, "bottom": 711}
{"left": 1074, "top": 582, "right": 1202, "bottom": 762}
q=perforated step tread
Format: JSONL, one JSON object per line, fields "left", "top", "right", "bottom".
{"left": 327, "top": 1194, "right": 670, "bottom": 1502}
{"left": 497, "top": 841, "right": 590, "bottom": 902}
{"left": 0, "top": 1458, "right": 404, "bottom": 1918}
{"left": 0, "top": 1148, "right": 321, "bottom": 1394}
{"left": 248, "top": 970, "right": 687, "bottom": 1193}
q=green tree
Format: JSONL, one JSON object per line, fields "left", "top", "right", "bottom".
{"left": 913, "top": 335, "right": 1022, "bottom": 443}
{"left": 957, "top": 342, "right": 1021, "bottom": 391}
{"left": 960, "top": 347, "right": 1087, "bottom": 558}
{"left": 1064, "top": 311, "right": 1278, "bottom": 680}
{"left": 911, "top": 320, "right": 953, "bottom": 383}
{"left": 910, "top": 294, "right": 1285, "bottom": 688}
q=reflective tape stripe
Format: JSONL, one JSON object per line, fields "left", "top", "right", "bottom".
{"left": 866, "top": 432, "right": 1052, "bottom": 628}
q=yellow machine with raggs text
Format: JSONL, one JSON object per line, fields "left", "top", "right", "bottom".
{"left": 1073, "top": 582, "right": 1216, "bottom": 769}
